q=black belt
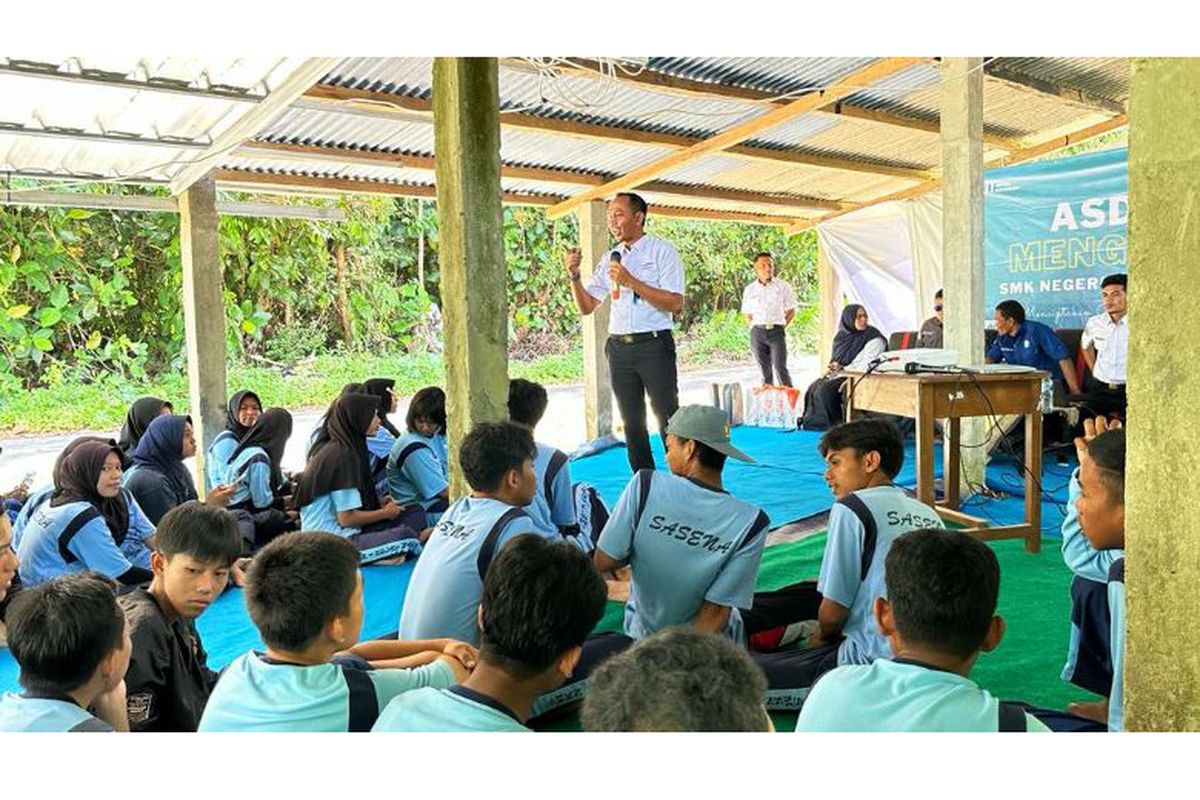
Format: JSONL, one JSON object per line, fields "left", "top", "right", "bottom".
{"left": 1098, "top": 382, "right": 1126, "bottom": 391}
{"left": 753, "top": 324, "right": 782, "bottom": 331}
{"left": 610, "top": 330, "right": 671, "bottom": 345}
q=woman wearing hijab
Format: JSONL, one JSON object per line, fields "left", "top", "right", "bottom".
{"left": 226, "top": 408, "right": 296, "bottom": 549}
{"left": 205, "top": 390, "right": 262, "bottom": 491}
{"left": 799, "top": 304, "right": 888, "bottom": 431}
{"left": 117, "top": 396, "right": 173, "bottom": 459}
{"left": 362, "top": 377, "right": 400, "bottom": 497}
{"left": 124, "top": 415, "right": 236, "bottom": 526}
{"left": 295, "top": 393, "right": 425, "bottom": 565}
{"left": 15, "top": 438, "right": 155, "bottom": 587}
{"left": 386, "top": 386, "right": 451, "bottom": 524}
{"left": 12, "top": 435, "right": 121, "bottom": 552}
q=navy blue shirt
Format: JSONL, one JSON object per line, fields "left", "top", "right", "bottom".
{"left": 986, "top": 319, "right": 1070, "bottom": 383}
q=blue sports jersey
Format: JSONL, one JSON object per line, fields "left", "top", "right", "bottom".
{"left": 372, "top": 685, "right": 531, "bottom": 732}
{"left": 986, "top": 319, "right": 1070, "bottom": 383}
{"left": 198, "top": 652, "right": 455, "bottom": 732}
{"left": 299, "top": 488, "right": 365, "bottom": 539}
{"left": 398, "top": 496, "right": 543, "bottom": 645}
{"left": 818, "top": 485, "right": 944, "bottom": 665}
{"left": 225, "top": 446, "right": 275, "bottom": 510}
{"left": 386, "top": 432, "right": 449, "bottom": 514}
{"left": 597, "top": 471, "right": 769, "bottom": 644}
{"left": 1108, "top": 558, "right": 1125, "bottom": 732}
{"left": 205, "top": 430, "right": 240, "bottom": 492}
{"left": 523, "top": 442, "right": 575, "bottom": 537}
{"left": 15, "top": 491, "right": 154, "bottom": 586}
{"left": 0, "top": 694, "right": 113, "bottom": 732}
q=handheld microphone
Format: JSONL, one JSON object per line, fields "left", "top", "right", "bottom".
{"left": 609, "top": 251, "right": 622, "bottom": 300}
{"left": 904, "top": 362, "right": 962, "bottom": 375}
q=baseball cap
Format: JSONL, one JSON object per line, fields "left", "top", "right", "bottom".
{"left": 665, "top": 405, "right": 755, "bottom": 463}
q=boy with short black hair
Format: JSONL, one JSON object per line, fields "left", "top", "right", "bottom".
{"left": 0, "top": 571, "right": 132, "bottom": 731}
{"left": 119, "top": 501, "right": 242, "bottom": 732}
{"left": 399, "top": 422, "right": 551, "bottom": 646}
{"left": 508, "top": 378, "right": 578, "bottom": 541}
{"left": 797, "top": 527, "right": 1049, "bottom": 731}
{"left": 375, "top": 534, "right": 606, "bottom": 732}
{"left": 199, "top": 532, "right": 471, "bottom": 732}
{"left": 583, "top": 627, "right": 771, "bottom": 732}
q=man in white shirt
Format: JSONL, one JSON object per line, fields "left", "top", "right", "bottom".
{"left": 1078, "top": 274, "right": 1128, "bottom": 419}
{"left": 741, "top": 252, "right": 797, "bottom": 387}
{"left": 565, "top": 193, "right": 685, "bottom": 473}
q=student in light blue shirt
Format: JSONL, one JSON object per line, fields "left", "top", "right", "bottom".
{"left": 199, "top": 532, "right": 473, "bottom": 732}
{"left": 0, "top": 571, "right": 132, "bottom": 732}
{"left": 363, "top": 378, "right": 401, "bottom": 498}
{"left": 16, "top": 439, "right": 154, "bottom": 587}
{"left": 796, "top": 528, "right": 1050, "bottom": 732}
{"left": 204, "top": 390, "right": 261, "bottom": 491}
{"left": 375, "top": 533, "right": 606, "bottom": 732}
{"left": 387, "top": 386, "right": 450, "bottom": 523}
{"left": 508, "top": 379, "right": 577, "bottom": 541}
{"left": 225, "top": 408, "right": 296, "bottom": 549}
{"left": 399, "top": 422, "right": 548, "bottom": 646}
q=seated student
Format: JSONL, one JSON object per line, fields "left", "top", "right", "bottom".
{"left": 0, "top": 571, "right": 132, "bottom": 731}
{"left": 796, "top": 527, "right": 1050, "bottom": 732}
{"left": 583, "top": 628, "right": 771, "bottom": 732}
{"left": 595, "top": 405, "right": 770, "bottom": 645}
{"left": 205, "top": 390, "right": 261, "bottom": 491}
{"left": 0, "top": 510, "right": 18, "bottom": 645}
{"left": 799, "top": 305, "right": 887, "bottom": 431}
{"left": 508, "top": 378, "right": 578, "bottom": 541}
{"left": 987, "top": 299, "right": 1082, "bottom": 399}
{"left": 16, "top": 439, "right": 155, "bottom": 587}
{"left": 226, "top": 407, "right": 296, "bottom": 550}
{"left": 399, "top": 421, "right": 547, "bottom": 646}
{"left": 117, "top": 396, "right": 173, "bottom": 461}
{"left": 363, "top": 378, "right": 401, "bottom": 498}
{"left": 119, "top": 502, "right": 242, "bottom": 732}
{"left": 294, "top": 392, "right": 426, "bottom": 565}
{"left": 12, "top": 436, "right": 119, "bottom": 546}
{"left": 750, "top": 419, "right": 943, "bottom": 705}
{"left": 124, "top": 414, "right": 235, "bottom": 526}
{"left": 387, "top": 386, "right": 450, "bottom": 524}
{"left": 917, "top": 289, "right": 944, "bottom": 348}
{"left": 374, "top": 533, "right": 607, "bottom": 732}
{"left": 199, "top": 532, "right": 469, "bottom": 732}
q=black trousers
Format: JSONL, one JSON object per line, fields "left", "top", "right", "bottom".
{"left": 606, "top": 332, "right": 680, "bottom": 473}
{"left": 1075, "top": 380, "right": 1127, "bottom": 421}
{"left": 750, "top": 326, "right": 792, "bottom": 387}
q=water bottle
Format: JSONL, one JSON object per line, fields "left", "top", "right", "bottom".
{"left": 1039, "top": 376, "right": 1054, "bottom": 413}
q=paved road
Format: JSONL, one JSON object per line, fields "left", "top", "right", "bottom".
{"left": 0, "top": 357, "right": 819, "bottom": 491}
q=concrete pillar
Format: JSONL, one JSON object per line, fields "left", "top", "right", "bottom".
{"left": 816, "top": 237, "right": 838, "bottom": 363}
{"left": 1124, "top": 57, "right": 1200, "bottom": 731}
{"left": 940, "top": 57, "right": 987, "bottom": 492}
{"left": 432, "top": 57, "right": 509, "bottom": 496}
{"left": 578, "top": 200, "right": 613, "bottom": 439}
{"left": 179, "top": 174, "right": 227, "bottom": 498}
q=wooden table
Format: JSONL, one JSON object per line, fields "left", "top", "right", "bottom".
{"left": 843, "top": 369, "right": 1047, "bottom": 553}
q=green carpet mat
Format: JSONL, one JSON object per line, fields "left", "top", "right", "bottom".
{"left": 539, "top": 533, "right": 1098, "bottom": 732}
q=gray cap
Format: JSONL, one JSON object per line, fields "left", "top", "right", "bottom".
{"left": 665, "top": 405, "right": 755, "bottom": 463}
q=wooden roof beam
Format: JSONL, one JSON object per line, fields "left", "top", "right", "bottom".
{"left": 983, "top": 62, "right": 1128, "bottom": 116}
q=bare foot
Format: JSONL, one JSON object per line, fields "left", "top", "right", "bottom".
{"left": 1068, "top": 698, "right": 1109, "bottom": 724}
{"left": 373, "top": 555, "right": 409, "bottom": 566}
{"left": 613, "top": 566, "right": 632, "bottom": 582}
{"left": 606, "top": 579, "right": 630, "bottom": 602}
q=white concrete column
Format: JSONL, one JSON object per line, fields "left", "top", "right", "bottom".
{"left": 578, "top": 200, "right": 613, "bottom": 439}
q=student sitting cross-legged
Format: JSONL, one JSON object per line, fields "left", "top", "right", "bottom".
{"left": 0, "top": 571, "right": 132, "bottom": 732}
{"left": 508, "top": 379, "right": 579, "bottom": 542}
{"left": 796, "top": 527, "right": 1050, "bottom": 732}
{"left": 387, "top": 386, "right": 451, "bottom": 524}
{"left": 398, "top": 421, "right": 552, "bottom": 646}
{"left": 374, "top": 533, "right": 606, "bottom": 732}
{"left": 119, "top": 501, "right": 243, "bottom": 732}
{"left": 198, "top": 532, "right": 472, "bottom": 732}
{"left": 225, "top": 407, "right": 297, "bottom": 550}
{"left": 749, "top": 419, "right": 943, "bottom": 708}
{"left": 583, "top": 627, "right": 772, "bottom": 732}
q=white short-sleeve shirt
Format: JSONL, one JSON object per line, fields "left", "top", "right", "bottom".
{"left": 1081, "top": 313, "right": 1128, "bottom": 385}
{"left": 741, "top": 278, "right": 797, "bottom": 326}
{"left": 584, "top": 234, "right": 685, "bottom": 335}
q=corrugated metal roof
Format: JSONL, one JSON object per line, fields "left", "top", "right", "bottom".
{"left": 989, "top": 57, "right": 1129, "bottom": 103}
{"left": 647, "top": 57, "right": 880, "bottom": 96}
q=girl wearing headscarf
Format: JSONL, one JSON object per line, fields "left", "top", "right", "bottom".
{"left": 799, "top": 304, "right": 888, "bottom": 431}
{"left": 295, "top": 393, "right": 425, "bottom": 564}
{"left": 226, "top": 408, "right": 296, "bottom": 549}
{"left": 386, "top": 386, "right": 451, "bottom": 524}
{"left": 117, "top": 396, "right": 173, "bottom": 459}
{"left": 15, "top": 438, "right": 154, "bottom": 587}
{"left": 124, "top": 415, "right": 236, "bottom": 526}
{"left": 205, "top": 390, "right": 262, "bottom": 491}
{"left": 12, "top": 435, "right": 120, "bottom": 550}
{"left": 362, "top": 377, "right": 400, "bottom": 497}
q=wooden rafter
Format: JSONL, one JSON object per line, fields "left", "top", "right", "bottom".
{"left": 544, "top": 57, "right": 926, "bottom": 219}
{"left": 984, "top": 62, "right": 1128, "bottom": 116}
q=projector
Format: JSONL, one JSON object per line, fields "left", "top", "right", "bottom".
{"left": 872, "top": 348, "right": 960, "bottom": 373}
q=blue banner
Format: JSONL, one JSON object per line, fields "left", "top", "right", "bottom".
{"left": 984, "top": 147, "right": 1127, "bottom": 329}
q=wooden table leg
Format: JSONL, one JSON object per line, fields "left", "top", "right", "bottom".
{"left": 945, "top": 417, "right": 961, "bottom": 509}
{"left": 1024, "top": 409, "right": 1043, "bottom": 553}
{"left": 915, "top": 385, "right": 936, "bottom": 509}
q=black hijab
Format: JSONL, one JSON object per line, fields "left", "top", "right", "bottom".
{"left": 117, "top": 396, "right": 171, "bottom": 456}
{"left": 131, "top": 414, "right": 198, "bottom": 504}
{"left": 831, "top": 304, "right": 886, "bottom": 366}
{"left": 363, "top": 378, "right": 400, "bottom": 437}
{"left": 293, "top": 393, "right": 380, "bottom": 511}
{"left": 308, "top": 383, "right": 367, "bottom": 459}
{"left": 50, "top": 439, "right": 130, "bottom": 543}
{"left": 229, "top": 408, "right": 293, "bottom": 489}
{"left": 224, "top": 390, "right": 262, "bottom": 439}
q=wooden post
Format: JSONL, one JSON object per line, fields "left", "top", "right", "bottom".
{"left": 816, "top": 237, "right": 838, "bottom": 363}
{"left": 579, "top": 199, "right": 613, "bottom": 439}
{"left": 335, "top": 243, "right": 353, "bottom": 347}
{"left": 432, "top": 57, "right": 509, "bottom": 496}
{"left": 179, "top": 174, "right": 227, "bottom": 497}
{"left": 1124, "top": 57, "right": 1200, "bottom": 731}
{"left": 417, "top": 199, "right": 427, "bottom": 289}
{"left": 940, "top": 57, "right": 988, "bottom": 495}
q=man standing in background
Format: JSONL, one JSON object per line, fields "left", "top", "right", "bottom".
{"left": 1078, "top": 274, "right": 1129, "bottom": 419}
{"left": 741, "top": 252, "right": 797, "bottom": 387}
